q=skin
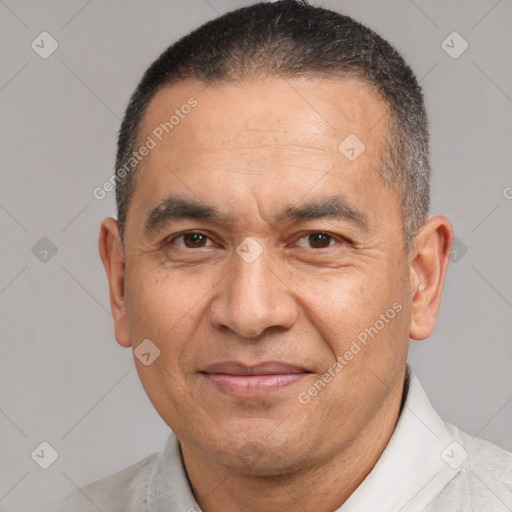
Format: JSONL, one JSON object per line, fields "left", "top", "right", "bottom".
{"left": 99, "top": 77, "right": 453, "bottom": 512}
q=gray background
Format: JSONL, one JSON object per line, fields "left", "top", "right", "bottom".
{"left": 1, "top": 0, "right": 511, "bottom": 510}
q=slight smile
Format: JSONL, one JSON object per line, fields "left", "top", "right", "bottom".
{"left": 200, "top": 361, "right": 311, "bottom": 398}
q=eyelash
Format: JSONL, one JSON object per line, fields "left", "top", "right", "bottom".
{"left": 166, "top": 231, "right": 345, "bottom": 249}
{"left": 168, "top": 231, "right": 214, "bottom": 248}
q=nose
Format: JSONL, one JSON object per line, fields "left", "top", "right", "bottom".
{"left": 208, "top": 248, "right": 298, "bottom": 339}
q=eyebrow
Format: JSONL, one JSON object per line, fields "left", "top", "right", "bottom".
{"left": 144, "top": 197, "right": 227, "bottom": 234}
{"left": 277, "top": 196, "right": 368, "bottom": 229}
{"left": 144, "top": 195, "right": 368, "bottom": 235}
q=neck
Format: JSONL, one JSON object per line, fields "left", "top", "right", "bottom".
{"left": 181, "top": 377, "right": 406, "bottom": 512}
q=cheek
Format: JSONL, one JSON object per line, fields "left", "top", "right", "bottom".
{"left": 297, "top": 266, "right": 405, "bottom": 360}
{"left": 125, "top": 267, "right": 209, "bottom": 347}
{"left": 300, "top": 272, "right": 379, "bottom": 339}
{"left": 124, "top": 269, "right": 212, "bottom": 423}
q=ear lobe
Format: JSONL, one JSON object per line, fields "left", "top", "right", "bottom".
{"left": 409, "top": 216, "right": 453, "bottom": 340}
{"left": 98, "top": 217, "right": 131, "bottom": 348}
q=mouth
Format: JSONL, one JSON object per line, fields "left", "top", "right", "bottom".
{"left": 200, "top": 361, "right": 311, "bottom": 397}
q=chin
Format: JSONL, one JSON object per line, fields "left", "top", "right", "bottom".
{"left": 206, "top": 434, "right": 313, "bottom": 477}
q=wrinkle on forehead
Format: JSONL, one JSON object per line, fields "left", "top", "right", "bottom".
{"left": 140, "top": 75, "right": 388, "bottom": 153}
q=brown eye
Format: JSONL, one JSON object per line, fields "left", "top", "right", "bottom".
{"left": 173, "top": 232, "right": 212, "bottom": 248}
{"left": 297, "top": 232, "right": 336, "bottom": 249}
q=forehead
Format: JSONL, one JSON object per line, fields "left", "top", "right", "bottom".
{"left": 128, "top": 76, "right": 396, "bottom": 235}
{"left": 140, "top": 76, "right": 388, "bottom": 153}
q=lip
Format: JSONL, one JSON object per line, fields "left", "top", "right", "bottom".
{"left": 200, "top": 361, "right": 310, "bottom": 397}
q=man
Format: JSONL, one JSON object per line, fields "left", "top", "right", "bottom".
{"left": 55, "top": 1, "right": 512, "bottom": 510}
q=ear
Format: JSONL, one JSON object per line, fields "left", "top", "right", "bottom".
{"left": 409, "top": 216, "right": 453, "bottom": 340}
{"left": 98, "top": 217, "right": 131, "bottom": 348}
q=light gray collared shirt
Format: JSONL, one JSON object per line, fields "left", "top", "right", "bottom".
{"left": 54, "top": 369, "right": 512, "bottom": 511}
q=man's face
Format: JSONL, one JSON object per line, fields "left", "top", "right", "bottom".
{"left": 117, "top": 77, "right": 414, "bottom": 474}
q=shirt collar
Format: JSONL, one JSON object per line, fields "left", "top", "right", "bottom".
{"left": 147, "top": 432, "right": 199, "bottom": 510}
{"left": 148, "top": 366, "right": 464, "bottom": 511}
{"left": 340, "top": 366, "right": 464, "bottom": 511}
